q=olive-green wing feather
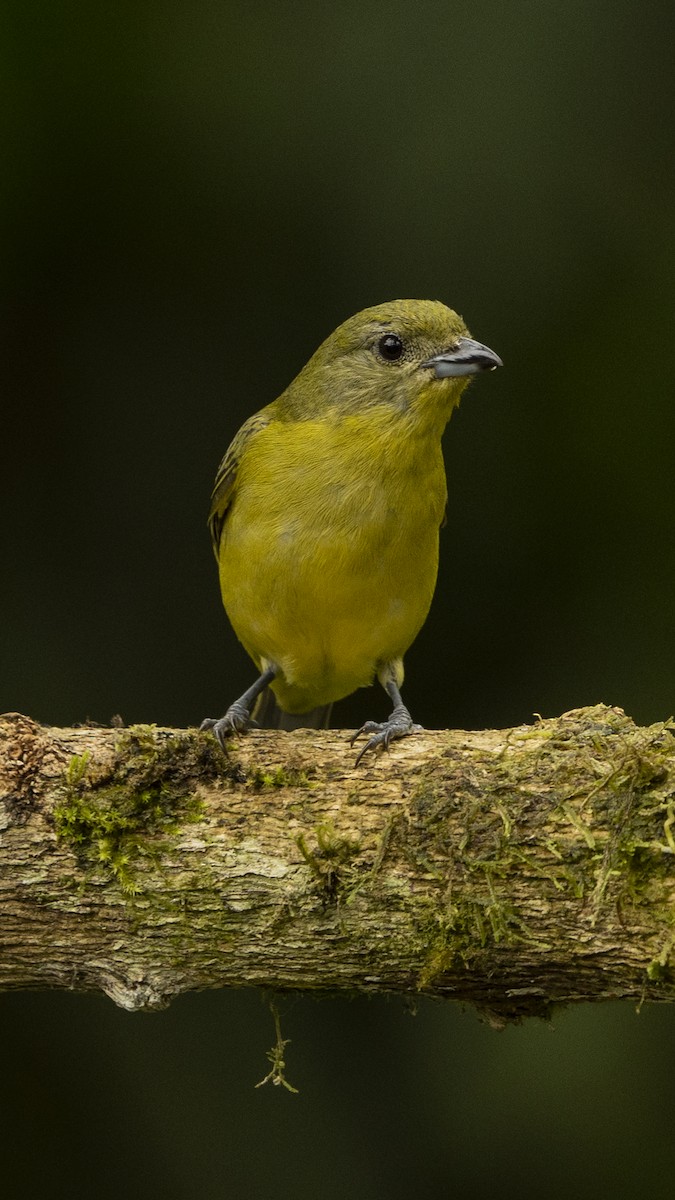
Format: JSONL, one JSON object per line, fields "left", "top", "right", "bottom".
{"left": 207, "top": 410, "right": 271, "bottom": 556}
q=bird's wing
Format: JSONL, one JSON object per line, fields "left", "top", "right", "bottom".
{"left": 207, "top": 410, "right": 271, "bottom": 556}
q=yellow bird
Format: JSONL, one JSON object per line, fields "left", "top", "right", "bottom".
{"left": 201, "top": 299, "right": 501, "bottom": 763}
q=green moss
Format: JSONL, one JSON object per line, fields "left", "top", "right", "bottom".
{"left": 646, "top": 960, "right": 671, "bottom": 984}
{"left": 296, "top": 821, "right": 362, "bottom": 901}
{"left": 249, "top": 765, "right": 309, "bottom": 790}
{"left": 663, "top": 802, "right": 675, "bottom": 854}
{"left": 559, "top": 803, "right": 597, "bottom": 849}
{"left": 54, "top": 726, "right": 223, "bottom": 895}
{"left": 415, "top": 893, "right": 506, "bottom": 989}
{"left": 401, "top": 768, "right": 542, "bottom": 987}
{"left": 66, "top": 752, "right": 91, "bottom": 786}
{"left": 402, "top": 712, "right": 675, "bottom": 995}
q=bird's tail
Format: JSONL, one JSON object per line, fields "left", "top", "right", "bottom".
{"left": 252, "top": 687, "right": 332, "bottom": 731}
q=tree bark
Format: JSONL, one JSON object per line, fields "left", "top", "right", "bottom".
{"left": 1, "top": 705, "right": 674, "bottom": 1020}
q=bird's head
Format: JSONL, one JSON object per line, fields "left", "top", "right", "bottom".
{"left": 281, "top": 299, "right": 501, "bottom": 429}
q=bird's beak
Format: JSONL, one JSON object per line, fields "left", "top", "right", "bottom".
{"left": 421, "top": 337, "right": 503, "bottom": 378}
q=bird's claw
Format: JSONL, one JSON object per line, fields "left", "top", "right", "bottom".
{"left": 349, "top": 705, "right": 421, "bottom": 767}
{"left": 200, "top": 703, "right": 251, "bottom": 747}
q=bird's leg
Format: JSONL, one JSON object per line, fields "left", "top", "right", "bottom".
{"left": 350, "top": 677, "right": 422, "bottom": 767}
{"left": 201, "top": 666, "right": 277, "bottom": 748}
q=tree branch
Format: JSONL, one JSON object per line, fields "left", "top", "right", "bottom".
{"left": 1, "top": 705, "right": 674, "bottom": 1020}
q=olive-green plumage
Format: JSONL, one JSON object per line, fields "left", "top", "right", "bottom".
{"left": 203, "top": 299, "right": 501, "bottom": 760}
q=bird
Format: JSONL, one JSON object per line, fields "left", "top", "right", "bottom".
{"left": 201, "top": 299, "right": 501, "bottom": 764}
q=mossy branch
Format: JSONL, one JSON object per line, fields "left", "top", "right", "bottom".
{"left": 1, "top": 705, "right": 674, "bottom": 1021}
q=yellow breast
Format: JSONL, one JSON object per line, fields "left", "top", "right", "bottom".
{"left": 218, "top": 408, "right": 447, "bottom": 712}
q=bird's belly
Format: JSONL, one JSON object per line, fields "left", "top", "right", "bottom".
{"left": 219, "top": 497, "right": 440, "bottom": 712}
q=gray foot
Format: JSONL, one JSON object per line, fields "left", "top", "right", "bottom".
{"left": 200, "top": 701, "right": 251, "bottom": 747}
{"left": 350, "top": 704, "right": 422, "bottom": 767}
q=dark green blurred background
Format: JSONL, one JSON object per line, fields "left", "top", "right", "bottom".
{"left": 2, "top": 2, "right": 674, "bottom": 1196}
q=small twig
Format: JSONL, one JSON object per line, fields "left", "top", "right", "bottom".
{"left": 255, "top": 998, "right": 299, "bottom": 1094}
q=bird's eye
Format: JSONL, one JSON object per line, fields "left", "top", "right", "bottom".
{"left": 377, "top": 333, "right": 405, "bottom": 362}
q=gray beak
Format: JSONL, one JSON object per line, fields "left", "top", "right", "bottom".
{"left": 422, "top": 336, "right": 503, "bottom": 378}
